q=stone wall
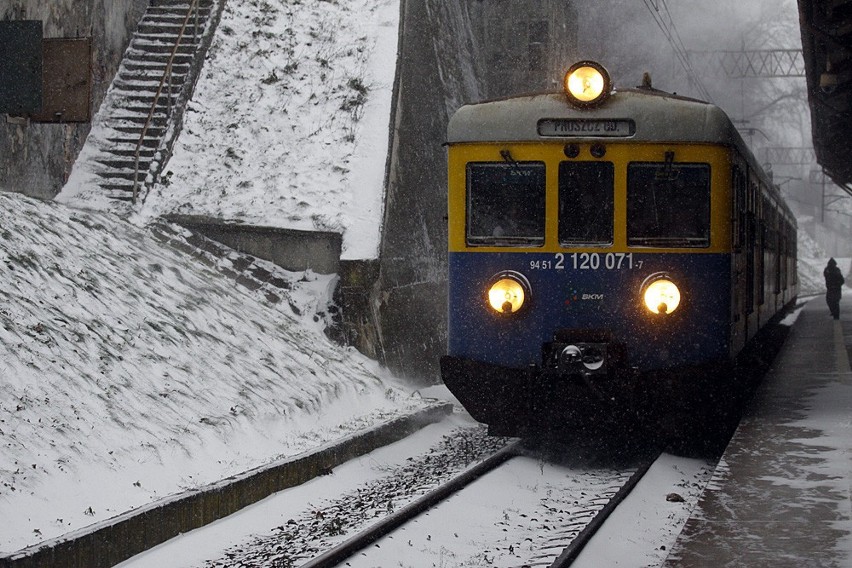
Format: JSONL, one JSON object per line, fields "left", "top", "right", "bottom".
{"left": 374, "top": 0, "right": 578, "bottom": 383}
{"left": 0, "top": 0, "right": 146, "bottom": 198}
{"left": 468, "top": 0, "right": 578, "bottom": 99}
{"left": 373, "top": 0, "right": 483, "bottom": 383}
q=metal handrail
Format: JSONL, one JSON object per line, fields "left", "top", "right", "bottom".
{"left": 132, "top": 0, "right": 201, "bottom": 204}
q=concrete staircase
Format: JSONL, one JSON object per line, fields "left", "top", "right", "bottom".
{"left": 149, "top": 221, "right": 302, "bottom": 307}
{"left": 69, "top": 0, "right": 221, "bottom": 205}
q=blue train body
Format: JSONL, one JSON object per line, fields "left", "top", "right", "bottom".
{"left": 447, "top": 251, "right": 732, "bottom": 372}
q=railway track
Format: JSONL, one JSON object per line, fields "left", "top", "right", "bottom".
{"left": 302, "top": 441, "right": 523, "bottom": 568}
{"left": 301, "top": 437, "right": 660, "bottom": 568}
{"left": 191, "top": 423, "right": 663, "bottom": 568}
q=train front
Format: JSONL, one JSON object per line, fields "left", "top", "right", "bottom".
{"left": 440, "top": 62, "right": 735, "bottom": 436}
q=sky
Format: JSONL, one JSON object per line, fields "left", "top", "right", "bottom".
{"left": 576, "top": 0, "right": 810, "bottom": 157}
{"left": 0, "top": 0, "right": 843, "bottom": 563}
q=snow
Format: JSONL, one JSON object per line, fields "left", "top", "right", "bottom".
{"left": 572, "top": 455, "right": 715, "bottom": 567}
{"left": 3, "top": 0, "right": 850, "bottom": 563}
{"left": 0, "top": 192, "right": 430, "bottom": 554}
{"left": 115, "top": 413, "right": 481, "bottom": 568}
{"left": 60, "top": 0, "right": 400, "bottom": 261}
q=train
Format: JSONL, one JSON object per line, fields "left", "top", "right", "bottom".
{"left": 440, "top": 61, "right": 798, "bottom": 438}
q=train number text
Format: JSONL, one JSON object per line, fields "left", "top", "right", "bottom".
{"left": 529, "top": 253, "right": 642, "bottom": 271}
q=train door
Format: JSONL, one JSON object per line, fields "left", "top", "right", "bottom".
{"left": 772, "top": 203, "right": 782, "bottom": 312}
{"left": 745, "top": 174, "right": 759, "bottom": 341}
{"left": 731, "top": 162, "right": 748, "bottom": 354}
{"left": 757, "top": 191, "right": 766, "bottom": 324}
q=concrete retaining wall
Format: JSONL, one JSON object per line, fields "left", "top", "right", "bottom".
{"left": 373, "top": 0, "right": 485, "bottom": 383}
{"left": 0, "top": 0, "right": 146, "bottom": 198}
{"left": 166, "top": 214, "right": 343, "bottom": 275}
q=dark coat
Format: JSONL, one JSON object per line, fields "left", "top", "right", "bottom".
{"left": 824, "top": 259, "right": 845, "bottom": 295}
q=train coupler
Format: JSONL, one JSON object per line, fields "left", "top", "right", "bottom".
{"left": 541, "top": 329, "right": 627, "bottom": 379}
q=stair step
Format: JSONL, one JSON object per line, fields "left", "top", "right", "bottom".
{"left": 142, "top": 11, "right": 212, "bottom": 23}
{"left": 98, "top": 181, "right": 136, "bottom": 192}
{"left": 122, "top": 62, "right": 191, "bottom": 74}
{"left": 95, "top": 170, "right": 149, "bottom": 182}
{"left": 113, "top": 80, "right": 186, "bottom": 94}
{"left": 149, "top": 0, "right": 214, "bottom": 8}
{"left": 119, "top": 94, "right": 171, "bottom": 105}
{"left": 118, "top": 68, "right": 189, "bottom": 81}
{"left": 139, "top": 10, "right": 210, "bottom": 28}
{"left": 102, "top": 189, "right": 137, "bottom": 202}
{"left": 111, "top": 116, "right": 169, "bottom": 127}
{"left": 125, "top": 51, "right": 195, "bottom": 64}
{"left": 116, "top": 91, "right": 183, "bottom": 105}
{"left": 113, "top": 125, "right": 166, "bottom": 135}
{"left": 116, "top": 74, "right": 189, "bottom": 89}
{"left": 97, "top": 157, "right": 153, "bottom": 169}
{"left": 129, "top": 39, "right": 199, "bottom": 53}
{"left": 135, "top": 22, "right": 207, "bottom": 34}
{"left": 124, "top": 103, "right": 179, "bottom": 115}
{"left": 115, "top": 72, "right": 187, "bottom": 83}
{"left": 106, "top": 137, "right": 161, "bottom": 148}
{"left": 123, "top": 55, "right": 195, "bottom": 68}
{"left": 106, "top": 148, "right": 158, "bottom": 158}
{"left": 134, "top": 32, "right": 203, "bottom": 45}
{"left": 130, "top": 36, "right": 200, "bottom": 48}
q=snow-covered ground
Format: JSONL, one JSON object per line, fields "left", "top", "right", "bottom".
{"left": 0, "top": 192, "right": 432, "bottom": 554}
{"left": 60, "top": 0, "right": 399, "bottom": 261}
{"left": 3, "top": 0, "right": 850, "bottom": 563}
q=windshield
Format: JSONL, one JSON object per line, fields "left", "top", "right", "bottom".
{"left": 558, "top": 161, "right": 614, "bottom": 245}
{"left": 466, "top": 161, "right": 546, "bottom": 246}
{"left": 627, "top": 162, "right": 711, "bottom": 247}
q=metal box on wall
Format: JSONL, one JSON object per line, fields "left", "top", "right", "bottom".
{"left": 0, "top": 20, "right": 43, "bottom": 115}
{"left": 30, "top": 38, "right": 92, "bottom": 122}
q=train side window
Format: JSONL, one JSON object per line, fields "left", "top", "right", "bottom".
{"left": 465, "top": 162, "right": 546, "bottom": 246}
{"left": 627, "top": 162, "right": 711, "bottom": 247}
{"left": 558, "top": 161, "right": 614, "bottom": 246}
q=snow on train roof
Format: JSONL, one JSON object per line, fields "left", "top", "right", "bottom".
{"left": 447, "top": 89, "right": 742, "bottom": 147}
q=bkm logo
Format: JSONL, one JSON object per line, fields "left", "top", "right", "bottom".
{"left": 565, "top": 289, "right": 604, "bottom": 307}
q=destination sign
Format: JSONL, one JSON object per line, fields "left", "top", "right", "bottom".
{"left": 537, "top": 119, "right": 635, "bottom": 137}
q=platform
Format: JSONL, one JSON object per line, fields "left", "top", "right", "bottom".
{"left": 665, "top": 295, "right": 852, "bottom": 566}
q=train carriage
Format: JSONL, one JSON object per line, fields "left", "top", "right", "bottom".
{"left": 440, "top": 61, "right": 797, "bottom": 437}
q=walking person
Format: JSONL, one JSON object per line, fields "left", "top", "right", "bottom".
{"left": 824, "top": 258, "right": 845, "bottom": 320}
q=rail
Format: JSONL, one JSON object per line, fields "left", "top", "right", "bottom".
{"left": 300, "top": 441, "right": 522, "bottom": 568}
{"left": 132, "top": 0, "right": 201, "bottom": 204}
{"left": 550, "top": 452, "right": 659, "bottom": 567}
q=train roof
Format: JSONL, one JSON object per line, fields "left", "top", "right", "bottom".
{"left": 447, "top": 88, "right": 797, "bottom": 225}
{"left": 447, "top": 88, "right": 744, "bottom": 147}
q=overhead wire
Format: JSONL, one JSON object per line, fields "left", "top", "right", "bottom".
{"left": 641, "top": 0, "right": 714, "bottom": 103}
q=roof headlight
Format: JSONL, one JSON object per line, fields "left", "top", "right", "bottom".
{"left": 487, "top": 271, "right": 531, "bottom": 315}
{"left": 642, "top": 275, "right": 681, "bottom": 315}
{"left": 564, "top": 60, "right": 611, "bottom": 107}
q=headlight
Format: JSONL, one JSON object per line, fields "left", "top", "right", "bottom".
{"left": 563, "top": 60, "right": 611, "bottom": 107}
{"left": 642, "top": 275, "right": 681, "bottom": 315}
{"left": 486, "top": 271, "right": 531, "bottom": 315}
